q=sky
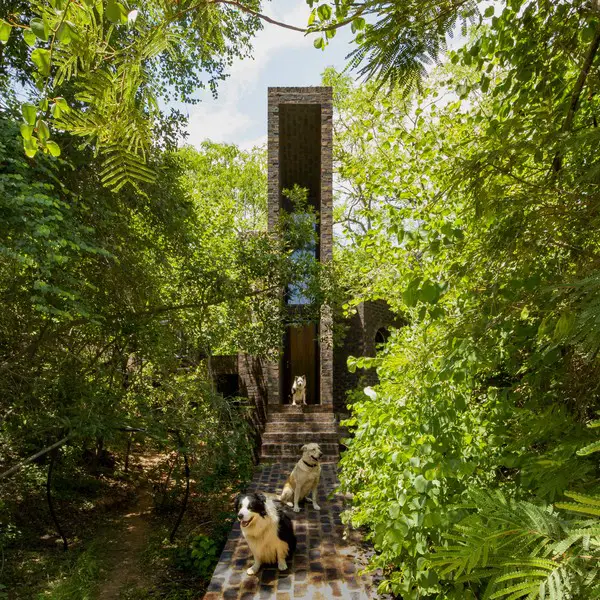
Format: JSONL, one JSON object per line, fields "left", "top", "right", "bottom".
{"left": 178, "top": 0, "right": 355, "bottom": 150}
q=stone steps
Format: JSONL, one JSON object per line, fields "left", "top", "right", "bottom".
{"left": 270, "top": 405, "right": 331, "bottom": 413}
{"left": 261, "top": 442, "right": 339, "bottom": 461}
{"left": 262, "top": 431, "right": 340, "bottom": 444}
{"left": 260, "top": 405, "right": 340, "bottom": 461}
{"left": 264, "top": 421, "right": 338, "bottom": 433}
{"left": 267, "top": 413, "right": 336, "bottom": 424}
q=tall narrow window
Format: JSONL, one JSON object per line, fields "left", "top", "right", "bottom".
{"left": 286, "top": 212, "right": 317, "bottom": 306}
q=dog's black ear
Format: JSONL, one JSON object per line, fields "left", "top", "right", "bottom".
{"left": 233, "top": 493, "right": 242, "bottom": 512}
{"left": 255, "top": 492, "right": 268, "bottom": 517}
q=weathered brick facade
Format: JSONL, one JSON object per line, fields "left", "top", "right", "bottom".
{"left": 267, "top": 87, "right": 334, "bottom": 409}
{"left": 210, "top": 89, "right": 401, "bottom": 458}
{"left": 333, "top": 300, "right": 405, "bottom": 414}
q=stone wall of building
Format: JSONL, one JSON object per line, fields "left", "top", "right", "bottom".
{"left": 332, "top": 300, "right": 404, "bottom": 413}
{"left": 237, "top": 354, "right": 269, "bottom": 431}
{"left": 267, "top": 87, "right": 333, "bottom": 407}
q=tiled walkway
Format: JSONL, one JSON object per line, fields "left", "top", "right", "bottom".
{"left": 203, "top": 463, "right": 385, "bottom": 599}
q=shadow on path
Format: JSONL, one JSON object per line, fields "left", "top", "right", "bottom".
{"left": 203, "top": 463, "right": 387, "bottom": 599}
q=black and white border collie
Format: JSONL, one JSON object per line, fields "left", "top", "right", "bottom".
{"left": 235, "top": 492, "right": 296, "bottom": 576}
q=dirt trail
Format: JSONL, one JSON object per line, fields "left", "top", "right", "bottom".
{"left": 96, "top": 454, "right": 162, "bottom": 600}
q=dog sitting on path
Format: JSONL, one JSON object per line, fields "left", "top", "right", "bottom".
{"left": 291, "top": 375, "right": 306, "bottom": 406}
{"left": 234, "top": 492, "right": 296, "bottom": 576}
{"left": 280, "top": 442, "right": 323, "bottom": 512}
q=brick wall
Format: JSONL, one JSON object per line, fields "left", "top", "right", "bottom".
{"left": 333, "top": 300, "right": 405, "bottom": 413}
{"left": 237, "top": 354, "right": 269, "bottom": 431}
{"left": 267, "top": 87, "right": 333, "bottom": 408}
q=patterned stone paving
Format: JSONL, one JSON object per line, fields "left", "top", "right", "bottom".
{"left": 202, "top": 463, "right": 385, "bottom": 599}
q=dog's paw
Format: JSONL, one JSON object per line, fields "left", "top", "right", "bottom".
{"left": 278, "top": 561, "right": 288, "bottom": 571}
{"left": 293, "top": 505, "right": 300, "bottom": 513}
{"left": 247, "top": 567, "right": 258, "bottom": 576}
{"left": 313, "top": 503, "right": 321, "bottom": 510}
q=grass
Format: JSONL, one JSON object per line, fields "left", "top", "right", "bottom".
{"left": 38, "top": 539, "right": 105, "bottom": 600}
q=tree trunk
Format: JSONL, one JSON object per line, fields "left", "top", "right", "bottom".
{"left": 47, "top": 446, "right": 68, "bottom": 551}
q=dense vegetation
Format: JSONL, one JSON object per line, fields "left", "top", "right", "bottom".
{"left": 2, "top": 0, "right": 600, "bottom": 599}
{"left": 0, "top": 3, "right": 318, "bottom": 596}
{"left": 329, "top": 1, "right": 600, "bottom": 598}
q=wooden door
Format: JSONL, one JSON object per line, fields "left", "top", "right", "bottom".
{"left": 283, "top": 323, "right": 319, "bottom": 404}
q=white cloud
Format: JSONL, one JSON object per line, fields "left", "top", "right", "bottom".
{"left": 183, "top": 1, "right": 314, "bottom": 148}
{"left": 239, "top": 133, "right": 267, "bottom": 151}
{"left": 185, "top": 100, "right": 252, "bottom": 146}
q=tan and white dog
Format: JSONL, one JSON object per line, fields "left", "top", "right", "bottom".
{"left": 280, "top": 442, "right": 323, "bottom": 512}
{"left": 291, "top": 375, "right": 306, "bottom": 406}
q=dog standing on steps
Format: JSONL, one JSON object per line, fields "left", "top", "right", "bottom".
{"left": 235, "top": 492, "right": 296, "bottom": 576}
{"left": 280, "top": 442, "right": 323, "bottom": 512}
{"left": 291, "top": 374, "right": 307, "bottom": 406}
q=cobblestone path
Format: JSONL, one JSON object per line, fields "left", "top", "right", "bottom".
{"left": 202, "top": 463, "right": 384, "bottom": 599}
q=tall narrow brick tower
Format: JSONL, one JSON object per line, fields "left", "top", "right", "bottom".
{"left": 260, "top": 87, "right": 339, "bottom": 461}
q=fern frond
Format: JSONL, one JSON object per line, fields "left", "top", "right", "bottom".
{"left": 576, "top": 440, "right": 600, "bottom": 456}
{"left": 555, "top": 502, "right": 600, "bottom": 517}
{"left": 564, "top": 491, "right": 600, "bottom": 507}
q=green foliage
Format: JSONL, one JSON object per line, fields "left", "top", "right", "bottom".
{"left": 0, "top": 109, "right": 318, "bottom": 599}
{"left": 333, "top": 0, "right": 600, "bottom": 596}
{"left": 432, "top": 489, "right": 600, "bottom": 600}
{"left": 309, "top": 1, "right": 481, "bottom": 92}
{"left": 175, "top": 534, "right": 221, "bottom": 580}
{"left": 1, "top": 0, "right": 262, "bottom": 188}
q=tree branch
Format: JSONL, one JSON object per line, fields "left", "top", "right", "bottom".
{"left": 1, "top": 435, "right": 71, "bottom": 480}
{"left": 176, "top": 0, "right": 365, "bottom": 35}
{"left": 553, "top": 21, "right": 600, "bottom": 172}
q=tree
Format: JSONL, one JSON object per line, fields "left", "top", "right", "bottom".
{"left": 333, "top": 1, "right": 600, "bottom": 597}
{"left": 0, "top": 0, "right": 262, "bottom": 189}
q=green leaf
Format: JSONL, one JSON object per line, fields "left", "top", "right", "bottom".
{"left": 420, "top": 280, "right": 441, "bottom": 304}
{"left": 353, "top": 16, "right": 366, "bottom": 31}
{"left": 484, "top": 6, "right": 495, "bottom": 18}
{"left": 23, "top": 136, "right": 38, "bottom": 158}
{"left": 553, "top": 311, "right": 574, "bottom": 340}
{"left": 576, "top": 439, "right": 600, "bottom": 456}
{"left": 0, "top": 19, "right": 11, "bottom": 44}
{"left": 313, "top": 37, "right": 324, "bottom": 49}
{"left": 30, "top": 17, "right": 49, "bottom": 42}
{"left": 46, "top": 140, "right": 61, "bottom": 157}
{"left": 414, "top": 475, "right": 428, "bottom": 493}
{"left": 22, "top": 103, "right": 37, "bottom": 125}
{"left": 31, "top": 48, "right": 51, "bottom": 76}
{"left": 581, "top": 23, "right": 597, "bottom": 43}
{"left": 20, "top": 123, "right": 34, "bottom": 140}
{"left": 23, "top": 29, "right": 37, "bottom": 47}
{"left": 555, "top": 501, "right": 600, "bottom": 517}
{"left": 317, "top": 4, "right": 332, "bottom": 21}
{"left": 480, "top": 74, "right": 490, "bottom": 93}
{"left": 564, "top": 491, "right": 600, "bottom": 507}
{"left": 403, "top": 277, "right": 422, "bottom": 307}
{"left": 56, "top": 23, "right": 73, "bottom": 44}
{"left": 37, "top": 119, "right": 50, "bottom": 142}
{"left": 55, "top": 97, "right": 69, "bottom": 112}
{"left": 106, "top": 0, "right": 128, "bottom": 24}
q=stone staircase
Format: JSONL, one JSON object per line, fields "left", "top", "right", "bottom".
{"left": 260, "top": 405, "right": 340, "bottom": 462}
